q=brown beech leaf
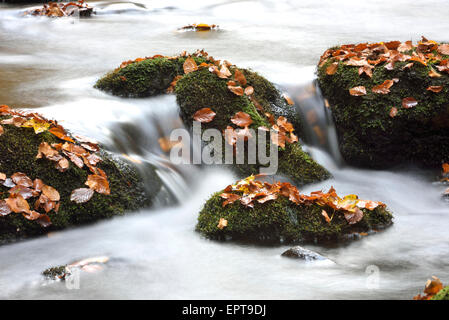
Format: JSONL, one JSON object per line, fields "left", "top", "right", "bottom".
{"left": 244, "top": 86, "right": 254, "bottom": 96}
{"left": 86, "top": 153, "right": 102, "bottom": 166}
{"left": 220, "top": 192, "right": 241, "bottom": 207}
{"left": 372, "top": 80, "right": 394, "bottom": 94}
{"left": 23, "top": 210, "right": 41, "bottom": 221}
{"left": 326, "top": 62, "right": 338, "bottom": 75}
{"left": 9, "top": 185, "right": 34, "bottom": 200}
{"left": 358, "top": 65, "right": 373, "bottom": 78}
{"left": 33, "top": 178, "right": 44, "bottom": 193}
{"left": 438, "top": 44, "right": 449, "bottom": 55}
{"left": 42, "top": 185, "right": 60, "bottom": 202}
{"left": 218, "top": 64, "right": 232, "bottom": 79}
{"left": 402, "top": 97, "right": 418, "bottom": 109}
{"left": 70, "top": 188, "right": 95, "bottom": 204}
{"left": 62, "top": 142, "right": 87, "bottom": 157}
{"left": 234, "top": 69, "right": 247, "bottom": 86}
{"left": 389, "top": 107, "right": 398, "bottom": 118}
{"left": 349, "top": 86, "right": 367, "bottom": 96}
{"left": 428, "top": 68, "right": 442, "bottom": 78}
{"left": 5, "top": 194, "right": 30, "bottom": 214}
{"left": 217, "top": 218, "right": 228, "bottom": 230}
{"left": 64, "top": 151, "right": 84, "bottom": 168}
{"left": 443, "top": 163, "right": 449, "bottom": 173}
{"left": 193, "top": 107, "right": 216, "bottom": 123}
{"left": 257, "top": 193, "right": 278, "bottom": 204}
{"left": 55, "top": 158, "right": 70, "bottom": 172}
{"left": 398, "top": 40, "right": 413, "bottom": 52}
{"left": 344, "top": 207, "right": 364, "bottom": 225}
{"left": 36, "top": 142, "right": 60, "bottom": 160}
{"left": 227, "top": 85, "right": 244, "bottom": 96}
{"left": 0, "top": 124, "right": 3, "bottom": 136}
{"left": 0, "top": 200, "right": 12, "bottom": 216}
{"left": 321, "top": 209, "right": 331, "bottom": 223}
{"left": 11, "top": 172, "right": 33, "bottom": 188}
{"left": 86, "top": 175, "right": 110, "bottom": 195}
{"left": 183, "top": 57, "right": 198, "bottom": 74}
{"left": 427, "top": 85, "right": 443, "bottom": 93}
{"left": 49, "top": 126, "right": 74, "bottom": 143}
{"left": 0, "top": 172, "right": 6, "bottom": 181}
{"left": 37, "top": 214, "right": 52, "bottom": 227}
{"left": 231, "top": 112, "right": 253, "bottom": 128}
{"left": 424, "top": 276, "right": 444, "bottom": 295}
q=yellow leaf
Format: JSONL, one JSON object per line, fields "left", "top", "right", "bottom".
{"left": 22, "top": 118, "right": 50, "bottom": 134}
{"left": 217, "top": 218, "right": 228, "bottom": 230}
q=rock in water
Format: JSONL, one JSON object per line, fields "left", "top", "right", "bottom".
{"left": 317, "top": 39, "right": 449, "bottom": 169}
{"left": 281, "top": 246, "right": 327, "bottom": 261}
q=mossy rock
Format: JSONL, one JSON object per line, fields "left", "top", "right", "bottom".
{"left": 432, "top": 286, "right": 449, "bottom": 300}
{"left": 96, "top": 56, "right": 329, "bottom": 185}
{"left": 0, "top": 122, "right": 161, "bottom": 244}
{"left": 196, "top": 192, "right": 393, "bottom": 244}
{"left": 317, "top": 44, "right": 449, "bottom": 169}
{"left": 175, "top": 68, "right": 329, "bottom": 185}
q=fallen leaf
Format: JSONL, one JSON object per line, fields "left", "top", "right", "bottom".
{"left": 231, "top": 112, "right": 253, "bottom": 127}
{"left": 438, "top": 44, "right": 449, "bottom": 55}
{"left": 424, "top": 276, "right": 444, "bottom": 295}
{"left": 49, "top": 127, "right": 74, "bottom": 143}
{"left": 326, "top": 62, "right": 338, "bottom": 75}
{"left": 389, "top": 107, "right": 398, "bottom": 118}
{"left": 234, "top": 69, "right": 247, "bottom": 86}
{"left": 193, "top": 108, "right": 216, "bottom": 123}
{"left": 0, "top": 200, "right": 12, "bottom": 216}
{"left": 41, "top": 185, "right": 60, "bottom": 202}
{"left": 11, "top": 172, "right": 33, "bottom": 188}
{"left": 442, "top": 163, "right": 449, "bottom": 173}
{"left": 70, "top": 188, "right": 95, "bottom": 204}
{"left": 283, "top": 94, "right": 294, "bottom": 105}
{"left": 372, "top": 80, "right": 394, "bottom": 94}
{"left": 427, "top": 85, "right": 443, "bottom": 93}
{"left": 86, "top": 175, "right": 110, "bottom": 195}
{"left": 55, "top": 158, "right": 70, "bottom": 172}
{"left": 5, "top": 194, "right": 30, "bottom": 214}
{"left": 0, "top": 125, "right": 3, "bottom": 136}
{"left": 349, "top": 86, "right": 367, "bottom": 96}
{"left": 227, "top": 85, "right": 244, "bottom": 96}
{"left": 244, "top": 86, "right": 254, "bottom": 96}
{"left": 183, "top": 57, "right": 198, "bottom": 74}
{"left": 402, "top": 97, "right": 418, "bottom": 109}
{"left": 322, "top": 210, "right": 331, "bottom": 223}
{"left": 217, "top": 218, "right": 228, "bottom": 230}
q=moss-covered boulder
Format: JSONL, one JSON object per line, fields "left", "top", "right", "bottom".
{"left": 317, "top": 39, "right": 449, "bottom": 168}
{"left": 96, "top": 52, "right": 330, "bottom": 185}
{"left": 0, "top": 109, "right": 161, "bottom": 244}
{"left": 196, "top": 177, "right": 393, "bottom": 244}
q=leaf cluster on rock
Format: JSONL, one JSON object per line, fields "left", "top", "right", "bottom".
{"left": 26, "top": 1, "right": 93, "bottom": 18}
{"left": 414, "top": 276, "right": 444, "bottom": 300}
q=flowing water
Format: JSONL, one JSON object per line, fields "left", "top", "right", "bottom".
{"left": 1, "top": 0, "right": 449, "bottom": 299}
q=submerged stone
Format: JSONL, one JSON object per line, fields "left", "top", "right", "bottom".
{"left": 317, "top": 40, "right": 449, "bottom": 169}
{"left": 281, "top": 246, "right": 327, "bottom": 261}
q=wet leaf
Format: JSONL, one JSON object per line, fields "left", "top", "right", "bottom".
{"left": 5, "top": 194, "right": 30, "bottom": 214}
{"left": 37, "top": 214, "right": 52, "bottom": 227}
{"left": 63, "top": 151, "right": 84, "bottom": 168}
{"left": 234, "top": 69, "right": 247, "bottom": 86}
{"left": 0, "top": 200, "right": 12, "bottom": 216}
{"left": 42, "top": 185, "right": 60, "bottom": 202}
{"left": 402, "top": 97, "right": 418, "bottom": 109}
{"left": 86, "top": 175, "right": 110, "bottom": 195}
{"left": 217, "top": 218, "right": 228, "bottom": 230}
{"left": 70, "top": 188, "right": 95, "bottom": 204}
{"left": 183, "top": 57, "right": 198, "bottom": 74}
{"left": 442, "top": 163, "right": 449, "bottom": 174}
{"left": 428, "top": 68, "right": 442, "bottom": 78}
{"left": 326, "top": 62, "right": 338, "bottom": 75}
{"left": 424, "top": 276, "right": 444, "bottom": 295}
{"left": 438, "top": 44, "right": 449, "bottom": 55}
{"left": 218, "top": 64, "right": 232, "bottom": 79}
{"left": 36, "top": 142, "right": 60, "bottom": 160}
{"left": 227, "top": 85, "right": 244, "bottom": 96}
{"left": 322, "top": 210, "right": 331, "bottom": 223}
{"left": 21, "top": 118, "right": 50, "bottom": 134}
{"left": 49, "top": 127, "right": 75, "bottom": 143}
{"left": 0, "top": 125, "right": 3, "bottom": 136}
{"left": 193, "top": 108, "right": 216, "bottom": 123}
{"left": 11, "top": 172, "right": 33, "bottom": 188}
{"left": 344, "top": 207, "right": 364, "bottom": 225}
{"left": 244, "top": 86, "right": 254, "bottom": 96}
{"left": 349, "top": 86, "right": 367, "bottom": 96}
{"left": 372, "top": 80, "right": 394, "bottom": 94}
{"left": 86, "top": 153, "right": 102, "bottom": 166}
{"left": 0, "top": 172, "right": 5, "bottom": 181}
{"left": 55, "top": 158, "right": 70, "bottom": 172}
{"left": 231, "top": 112, "right": 253, "bottom": 128}
{"left": 220, "top": 192, "right": 241, "bottom": 207}
{"left": 283, "top": 94, "right": 294, "bottom": 105}
{"left": 23, "top": 210, "right": 41, "bottom": 221}
{"left": 427, "top": 85, "right": 443, "bottom": 93}
{"left": 9, "top": 185, "right": 34, "bottom": 200}
{"left": 389, "top": 107, "right": 398, "bottom": 118}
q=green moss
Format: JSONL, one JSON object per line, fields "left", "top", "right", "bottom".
{"left": 317, "top": 45, "right": 449, "bottom": 168}
{"left": 94, "top": 57, "right": 207, "bottom": 97}
{"left": 0, "top": 122, "right": 161, "bottom": 243}
{"left": 432, "top": 286, "right": 449, "bottom": 300}
{"left": 176, "top": 68, "right": 330, "bottom": 185}
{"left": 196, "top": 192, "right": 393, "bottom": 244}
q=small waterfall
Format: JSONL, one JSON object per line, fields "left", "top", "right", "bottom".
{"left": 285, "top": 80, "right": 343, "bottom": 166}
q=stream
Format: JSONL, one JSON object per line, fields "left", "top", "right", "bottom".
{"left": 0, "top": 0, "right": 449, "bottom": 299}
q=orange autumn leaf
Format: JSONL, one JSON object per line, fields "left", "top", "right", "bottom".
{"left": 86, "top": 174, "right": 110, "bottom": 195}
{"left": 438, "top": 44, "right": 449, "bottom": 55}
{"left": 402, "top": 97, "right": 418, "bottom": 109}
{"left": 283, "top": 94, "right": 294, "bottom": 106}
{"left": 349, "top": 86, "right": 367, "bottom": 96}
{"left": 42, "top": 185, "right": 60, "bottom": 202}
{"left": 428, "top": 67, "right": 442, "bottom": 78}
{"left": 11, "top": 172, "right": 33, "bottom": 188}
{"left": 326, "top": 62, "right": 338, "bottom": 75}
{"left": 219, "top": 192, "right": 241, "bottom": 207}
{"left": 0, "top": 124, "right": 3, "bottom": 136}
{"left": 227, "top": 85, "right": 244, "bottom": 96}
{"left": 233, "top": 69, "right": 247, "bottom": 86}
{"left": 231, "top": 112, "right": 253, "bottom": 128}
{"left": 217, "top": 218, "right": 228, "bottom": 229}
{"left": 389, "top": 107, "right": 398, "bottom": 118}
{"left": 49, "top": 127, "right": 75, "bottom": 143}
{"left": 218, "top": 64, "right": 232, "bottom": 79}
{"left": 244, "top": 86, "right": 254, "bottom": 96}
{"left": 408, "top": 56, "right": 427, "bottom": 66}
{"left": 193, "top": 107, "right": 216, "bottom": 123}
{"left": 427, "top": 85, "right": 443, "bottom": 93}
{"left": 372, "top": 80, "right": 394, "bottom": 94}
{"left": 5, "top": 194, "right": 30, "bottom": 214}
{"left": 322, "top": 210, "right": 331, "bottom": 223}
{"left": 183, "top": 57, "right": 198, "bottom": 74}
{"left": 442, "top": 163, "right": 449, "bottom": 174}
